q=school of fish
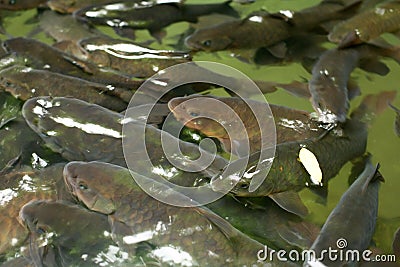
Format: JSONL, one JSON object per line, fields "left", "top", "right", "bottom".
{"left": 0, "top": 0, "right": 399, "bottom": 266}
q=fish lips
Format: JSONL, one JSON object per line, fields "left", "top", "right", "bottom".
{"left": 63, "top": 162, "right": 81, "bottom": 196}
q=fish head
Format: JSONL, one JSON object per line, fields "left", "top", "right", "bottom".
{"left": 168, "top": 96, "right": 228, "bottom": 138}
{"left": 311, "top": 81, "right": 348, "bottom": 124}
{"left": 63, "top": 161, "right": 116, "bottom": 215}
{"left": 47, "top": 0, "right": 77, "bottom": 13}
{"left": 184, "top": 28, "right": 233, "bottom": 52}
{"left": 0, "top": 66, "right": 32, "bottom": 100}
{"left": 19, "top": 200, "right": 54, "bottom": 234}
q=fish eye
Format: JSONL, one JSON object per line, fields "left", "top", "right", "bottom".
{"left": 202, "top": 40, "right": 212, "bottom": 47}
{"left": 36, "top": 227, "right": 46, "bottom": 235}
{"left": 239, "top": 183, "right": 249, "bottom": 189}
{"left": 9, "top": 0, "right": 16, "bottom": 5}
{"left": 78, "top": 182, "right": 89, "bottom": 190}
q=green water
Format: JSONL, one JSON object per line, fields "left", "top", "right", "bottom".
{"left": 177, "top": 1, "right": 400, "bottom": 253}
{"left": 1, "top": 0, "right": 400, "bottom": 256}
{"left": 163, "top": 0, "right": 400, "bottom": 253}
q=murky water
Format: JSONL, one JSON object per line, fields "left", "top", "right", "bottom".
{"left": 1, "top": 0, "right": 399, "bottom": 264}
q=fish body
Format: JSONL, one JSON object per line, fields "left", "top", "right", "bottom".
{"left": 206, "top": 196, "right": 320, "bottom": 251}
{"left": 22, "top": 97, "right": 126, "bottom": 165}
{"left": 62, "top": 161, "right": 278, "bottom": 266}
{"left": 219, "top": 115, "right": 367, "bottom": 197}
{"left": 0, "top": 65, "right": 128, "bottom": 111}
{"left": 48, "top": 0, "right": 129, "bottom": 13}
{"left": 74, "top": 1, "right": 239, "bottom": 38}
{"left": 0, "top": 164, "right": 71, "bottom": 255}
{"left": 254, "top": 34, "right": 327, "bottom": 65}
{"left": 22, "top": 97, "right": 227, "bottom": 185}
{"left": 309, "top": 47, "right": 359, "bottom": 123}
{"left": 39, "top": 10, "right": 105, "bottom": 43}
{"left": 19, "top": 200, "right": 113, "bottom": 267}
{"left": 3, "top": 37, "right": 142, "bottom": 89}
{"left": 329, "top": 1, "right": 400, "bottom": 47}
{"left": 0, "top": 0, "right": 46, "bottom": 10}
{"left": 310, "top": 44, "right": 400, "bottom": 123}
{"left": 281, "top": 0, "right": 361, "bottom": 29}
{"left": 77, "top": 36, "right": 191, "bottom": 78}
{"left": 169, "top": 95, "right": 325, "bottom": 155}
{"left": 304, "top": 160, "right": 383, "bottom": 266}
{"left": 185, "top": 11, "right": 291, "bottom": 51}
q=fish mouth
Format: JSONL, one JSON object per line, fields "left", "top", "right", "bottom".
{"left": 22, "top": 98, "right": 43, "bottom": 132}
{"left": 167, "top": 97, "right": 186, "bottom": 111}
{"left": 63, "top": 162, "right": 82, "bottom": 195}
{"left": 183, "top": 36, "right": 205, "bottom": 52}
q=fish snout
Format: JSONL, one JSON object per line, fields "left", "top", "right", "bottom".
{"left": 167, "top": 97, "right": 186, "bottom": 112}
{"left": 184, "top": 35, "right": 206, "bottom": 51}
{"left": 18, "top": 200, "right": 47, "bottom": 232}
{"left": 63, "top": 162, "right": 84, "bottom": 193}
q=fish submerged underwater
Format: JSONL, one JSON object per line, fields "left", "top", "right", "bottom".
{"left": 0, "top": 0, "right": 399, "bottom": 266}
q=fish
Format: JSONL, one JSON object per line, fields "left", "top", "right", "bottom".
{"left": 75, "top": 36, "right": 192, "bottom": 78}
{"left": 0, "top": 65, "right": 129, "bottom": 111}
{"left": 253, "top": 34, "right": 327, "bottom": 65}
{"left": 0, "top": 93, "right": 66, "bottom": 171}
{"left": 2, "top": 37, "right": 144, "bottom": 89}
{"left": 39, "top": 10, "right": 105, "bottom": 43}
{"left": 210, "top": 92, "right": 395, "bottom": 217}
{"left": 276, "top": 0, "right": 362, "bottom": 30}
{"left": 304, "top": 159, "right": 383, "bottom": 266}
{"left": 47, "top": 0, "right": 136, "bottom": 13}
{"left": 309, "top": 43, "right": 400, "bottom": 124}
{"left": 22, "top": 97, "right": 228, "bottom": 186}
{"left": 22, "top": 96, "right": 127, "bottom": 165}
{"left": 0, "top": 0, "right": 46, "bottom": 10}
{"left": 19, "top": 200, "right": 113, "bottom": 267}
{"left": 184, "top": 10, "right": 291, "bottom": 52}
{"left": 74, "top": 1, "right": 239, "bottom": 41}
{"left": 328, "top": 1, "right": 400, "bottom": 48}
{"left": 0, "top": 163, "right": 72, "bottom": 255}
{"left": 168, "top": 95, "right": 326, "bottom": 156}
{"left": 62, "top": 161, "right": 291, "bottom": 266}
{"left": 389, "top": 103, "right": 400, "bottom": 137}
{"left": 358, "top": 0, "right": 387, "bottom": 12}
{"left": 184, "top": 0, "right": 360, "bottom": 53}
{"left": 0, "top": 116, "right": 58, "bottom": 172}
{"left": 206, "top": 196, "right": 320, "bottom": 251}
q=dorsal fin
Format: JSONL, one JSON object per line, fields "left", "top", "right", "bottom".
{"left": 361, "top": 163, "right": 384, "bottom": 194}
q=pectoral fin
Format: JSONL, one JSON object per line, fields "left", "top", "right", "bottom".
{"left": 232, "top": 48, "right": 258, "bottom": 63}
{"left": 359, "top": 58, "right": 390, "bottom": 76}
{"left": 278, "top": 221, "right": 320, "bottom": 250}
{"left": 267, "top": 42, "right": 287, "bottom": 59}
{"left": 277, "top": 80, "right": 311, "bottom": 98}
{"left": 149, "top": 29, "right": 167, "bottom": 43}
{"left": 308, "top": 186, "right": 328, "bottom": 205}
{"left": 269, "top": 191, "right": 309, "bottom": 218}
